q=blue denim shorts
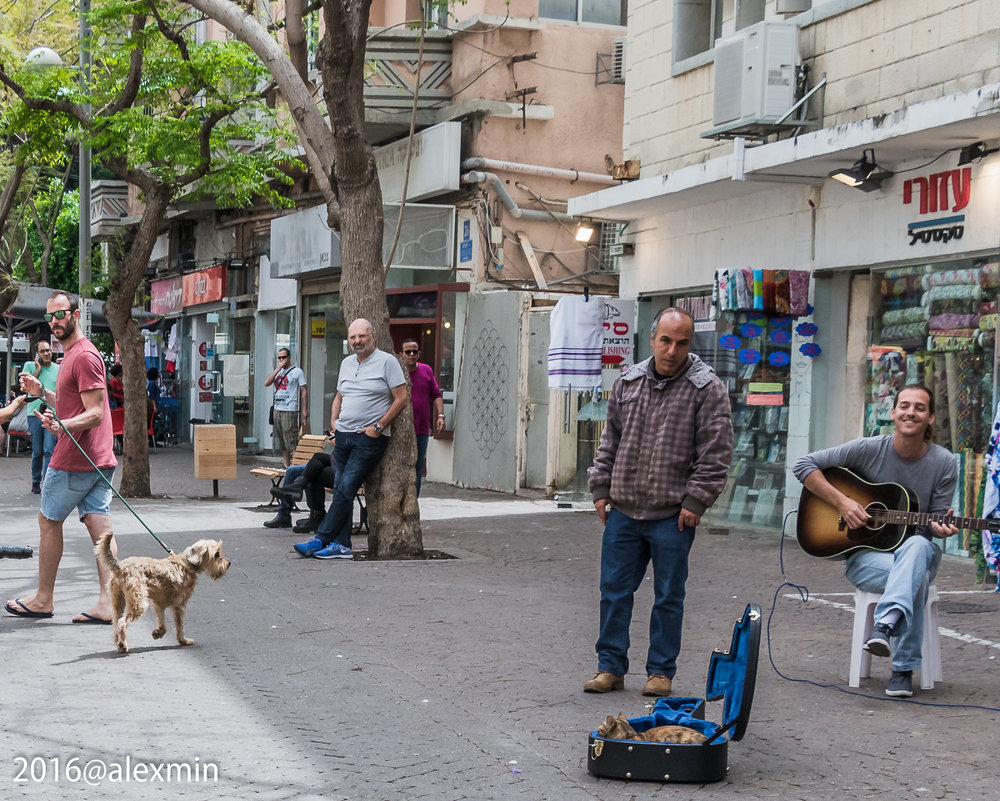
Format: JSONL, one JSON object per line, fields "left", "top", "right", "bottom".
{"left": 40, "top": 467, "right": 115, "bottom": 522}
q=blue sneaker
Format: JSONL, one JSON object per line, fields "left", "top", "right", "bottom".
{"left": 293, "top": 538, "right": 324, "bottom": 558}
{"left": 314, "top": 542, "right": 353, "bottom": 560}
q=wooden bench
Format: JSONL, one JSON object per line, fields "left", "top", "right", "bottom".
{"left": 250, "top": 434, "right": 329, "bottom": 505}
{"left": 251, "top": 433, "right": 368, "bottom": 532}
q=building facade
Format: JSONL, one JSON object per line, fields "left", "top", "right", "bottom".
{"left": 124, "top": 0, "right": 627, "bottom": 495}
{"left": 570, "top": 0, "right": 1000, "bottom": 559}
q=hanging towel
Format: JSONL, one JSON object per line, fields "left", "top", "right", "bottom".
{"left": 752, "top": 270, "right": 764, "bottom": 311}
{"left": 788, "top": 270, "right": 810, "bottom": 316}
{"left": 548, "top": 295, "right": 604, "bottom": 390}
{"left": 774, "top": 270, "right": 790, "bottom": 314}
{"left": 762, "top": 270, "right": 776, "bottom": 313}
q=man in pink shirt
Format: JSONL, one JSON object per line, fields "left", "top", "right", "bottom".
{"left": 5, "top": 290, "right": 118, "bottom": 624}
{"left": 401, "top": 338, "right": 444, "bottom": 495}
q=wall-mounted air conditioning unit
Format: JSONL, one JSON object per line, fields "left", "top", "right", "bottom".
{"left": 712, "top": 20, "right": 799, "bottom": 128}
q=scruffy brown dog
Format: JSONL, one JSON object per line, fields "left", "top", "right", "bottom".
{"left": 95, "top": 533, "right": 230, "bottom": 654}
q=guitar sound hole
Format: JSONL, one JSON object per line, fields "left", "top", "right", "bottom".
{"left": 863, "top": 502, "right": 889, "bottom": 531}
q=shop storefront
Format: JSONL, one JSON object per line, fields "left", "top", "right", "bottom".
{"left": 865, "top": 257, "right": 999, "bottom": 559}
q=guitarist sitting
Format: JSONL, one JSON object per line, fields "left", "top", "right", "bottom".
{"left": 792, "top": 384, "right": 958, "bottom": 698}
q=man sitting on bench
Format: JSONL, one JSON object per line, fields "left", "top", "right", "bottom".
{"left": 263, "top": 452, "right": 335, "bottom": 533}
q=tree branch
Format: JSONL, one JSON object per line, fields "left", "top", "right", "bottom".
{"left": 99, "top": 13, "right": 148, "bottom": 116}
{"left": 178, "top": 0, "right": 337, "bottom": 210}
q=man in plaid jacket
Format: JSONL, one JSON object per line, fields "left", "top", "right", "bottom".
{"left": 585, "top": 307, "right": 733, "bottom": 697}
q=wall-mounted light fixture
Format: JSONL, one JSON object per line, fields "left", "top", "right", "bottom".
{"left": 828, "top": 149, "right": 892, "bottom": 192}
{"left": 957, "top": 141, "right": 999, "bottom": 166}
{"left": 574, "top": 223, "right": 596, "bottom": 243}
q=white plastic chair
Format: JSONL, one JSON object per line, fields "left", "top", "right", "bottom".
{"left": 849, "top": 585, "right": 942, "bottom": 690}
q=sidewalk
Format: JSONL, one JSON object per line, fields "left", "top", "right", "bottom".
{"left": 1, "top": 444, "right": 998, "bottom": 800}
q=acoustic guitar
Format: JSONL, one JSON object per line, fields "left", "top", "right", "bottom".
{"left": 796, "top": 465, "right": 994, "bottom": 558}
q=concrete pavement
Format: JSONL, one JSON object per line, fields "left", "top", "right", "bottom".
{"left": 1, "top": 444, "right": 998, "bottom": 800}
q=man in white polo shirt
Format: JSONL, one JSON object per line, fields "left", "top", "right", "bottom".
{"left": 294, "top": 318, "right": 408, "bottom": 560}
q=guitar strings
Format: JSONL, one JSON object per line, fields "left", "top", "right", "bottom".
{"left": 767, "top": 509, "right": 1000, "bottom": 713}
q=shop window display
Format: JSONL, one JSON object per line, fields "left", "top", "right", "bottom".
{"left": 677, "top": 286, "right": 798, "bottom": 530}
{"left": 867, "top": 258, "right": 999, "bottom": 559}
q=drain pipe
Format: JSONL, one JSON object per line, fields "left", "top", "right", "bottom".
{"left": 462, "top": 157, "right": 618, "bottom": 186}
{"left": 461, "top": 171, "right": 576, "bottom": 222}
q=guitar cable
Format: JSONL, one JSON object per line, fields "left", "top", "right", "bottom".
{"left": 766, "top": 508, "right": 1000, "bottom": 713}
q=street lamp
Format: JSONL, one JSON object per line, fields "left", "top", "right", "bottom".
{"left": 79, "top": 0, "right": 93, "bottom": 336}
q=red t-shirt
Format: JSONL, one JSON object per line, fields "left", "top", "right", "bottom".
{"left": 49, "top": 338, "right": 117, "bottom": 472}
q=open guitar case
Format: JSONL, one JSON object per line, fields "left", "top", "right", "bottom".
{"left": 587, "top": 602, "right": 761, "bottom": 783}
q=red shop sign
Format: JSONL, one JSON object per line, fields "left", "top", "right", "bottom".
{"left": 182, "top": 265, "right": 226, "bottom": 307}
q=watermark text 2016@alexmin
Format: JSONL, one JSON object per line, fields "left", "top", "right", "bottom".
{"left": 14, "top": 756, "right": 219, "bottom": 785}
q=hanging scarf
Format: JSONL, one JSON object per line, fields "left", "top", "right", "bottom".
{"left": 980, "top": 404, "right": 1000, "bottom": 592}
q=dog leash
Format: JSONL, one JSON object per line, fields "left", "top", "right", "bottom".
{"left": 27, "top": 397, "right": 174, "bottom": 555}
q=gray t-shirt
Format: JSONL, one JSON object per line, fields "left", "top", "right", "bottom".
{"left": 335, "top": 349, "right": 406, "bottom": 436}
{"left": 273, "top": 366, "right": 306, "bottom": 412}
{"left": 793, "top": 434, "right": 958, "bottom": 538}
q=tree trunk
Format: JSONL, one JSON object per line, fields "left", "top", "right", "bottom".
{"left": 176, "top": 0, "right": 426, "bottom": 557}
{"left": 320, "top": 1, "right": 423, "bottom": 558}
{"left": 104, "top": 186, "right": 170, "bottom": 498}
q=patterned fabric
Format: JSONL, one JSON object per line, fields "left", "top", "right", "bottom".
{"left": 980, "top": 314, "right": 998, "bottom": 331}
{"left": 980, "top": 406, "right": 1000, "bottom": 591}
{"left": 753, "top": 270, "right": 764, "bottom": 311}
{"left": 928, "top": 328, "right": 978, "bottom": 339}
{"left": 929, "top": 298, "right": 979, "bottom": 316}
{"left": 950, "top": 353, "right": 977, "bottom": 452}
{"left": 882, "top": 322, "right": 928, "bottom": 341}
{"left": 928, "top": 313, "right": 979, "bottom": 330}
{"left": 883, "top": 265, "right": 932, "bottom": 280}
{"left": 737, "top": 269, "right": 753, "bottom": 311}
{"left": 788, "top": 270, "right": 810, "bottom": 317}
{"left": 980, "top": 262, "right": 1000, "bottom": 288}
{"left": 927, "top": 334, "right": 977, "bottom": 351}
{"left": 933, "top": 357, "right": 951, "bottom": 450}
{"left": 923, "top": 284, "right": 982, "bottom": 303}
{"left": 982, "top": 300, "right": 999, "bottom": 315}
{"left": 921, "top": 267, "right": 979, "bottom": 289}
{"left": 882, "top": 306, "right": 929, "bottom": 326}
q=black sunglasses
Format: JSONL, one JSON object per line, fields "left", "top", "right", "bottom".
{"left": 43, "top": 310, "right": 73, "bottom": 322}
{"left": 403, "top": 349, "right": 419, "bottom": 355}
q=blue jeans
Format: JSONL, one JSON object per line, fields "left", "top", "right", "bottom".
{"left": 28, "top": 415, "right": 57, "bottom": 485}
{"left": 275, "top": 464, "right": 307, "bottom": 515}
{"left": 415, "top": 434, "right": 429, "bottom": 496}
{"left": 845, "top": 536, "right": 941, "bottom": 672}
{"left": 596, "top": 509, "right": 695, "bottom": 678}
{"left": 315, "top": 432, "right": 388, "bottom": 548}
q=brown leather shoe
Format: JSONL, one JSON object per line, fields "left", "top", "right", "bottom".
{"left": 641, "top": 674, "right": 672, "bottom": 697}
{"left": 583, "top": 671, "right": 624, "bottom": 693}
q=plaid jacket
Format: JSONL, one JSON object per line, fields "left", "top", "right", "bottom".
{"left": 589, "top": 354, "right": 733, "bottom": 520}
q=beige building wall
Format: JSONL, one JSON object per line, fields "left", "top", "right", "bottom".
{"left": 625, "top": 0, "right": 1000, "bottom": 175}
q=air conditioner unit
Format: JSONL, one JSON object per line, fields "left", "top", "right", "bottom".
{"left": 712, "top": 21, "right": 799, "bottom": 128}
{"left": 610, "top": 38, "right": 626, "bottom": 84}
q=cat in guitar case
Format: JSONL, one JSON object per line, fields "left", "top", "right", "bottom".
{"left": 797, "top": 465, "right": 993, "bottom": 558}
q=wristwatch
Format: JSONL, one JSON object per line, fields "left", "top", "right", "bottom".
{"left": 373, "top": 422, "right": 383, "bottom": 434}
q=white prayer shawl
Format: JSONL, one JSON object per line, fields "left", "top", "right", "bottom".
{"left": 547, "top": 295, "right": 604, "bottom": 390}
